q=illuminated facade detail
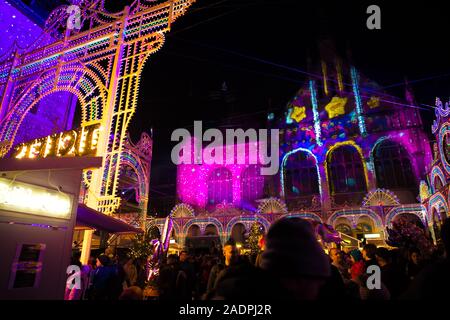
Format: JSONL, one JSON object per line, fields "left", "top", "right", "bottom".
{"left": 284, "top": 212, "right": 322, "bottom": 222}
{"left": 170, "top": 203, "right": 195, "bottom": 218}
{"left": 362, "top": 189, "right": 400, "bottom": 207}
{"left": 350, "top": 66, "right": 367, "bottom": 136}
{"left": 321, "top": 61, "right": 329, "bottom": 96}
{"left": 0, "top": 0, "right": 196, "bottom": 216}
{"left": 367, "top": 96, "right": 380, "bottom": 109}
{"left": 290, "top": 106, "right": 306, "bottom": 123}
{"left": 325, "top": 96, "right": 347, "bottom": 119}
{"left": 328, "top": 208, "right": 383, "bottom": 229}
{"left": 385, "top": 205, "right": 427, "bottom": 228}
{"left": 309, "top": 79, "right": 322, "bottom": 146}
{"left": 325, "top": 140, "right": 369, "bottom": 193}
{"left": 422, "top": 98, "right": 450, "bottom": 243}
{"left": 257, "top": 198, "right": 287, "bottom": 214}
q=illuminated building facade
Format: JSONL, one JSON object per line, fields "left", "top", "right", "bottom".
{"left": 154, "top": 54, "right": 433, "bottom": 249}
{"left": 420, "top": 98, "right": 450, "bottom": 244}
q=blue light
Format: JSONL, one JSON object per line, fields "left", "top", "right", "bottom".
{"left": 309, "top": 80, "right": 322, "bottom": 146}
{"left": 350, "top": 66, "right": 367, "bottom": 136}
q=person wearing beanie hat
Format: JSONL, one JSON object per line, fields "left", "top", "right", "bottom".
{"left": 260, "top": 217, "right": 331, "bottom": 299}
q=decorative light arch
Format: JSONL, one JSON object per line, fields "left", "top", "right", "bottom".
{"left": 225, "top": 215, "right": 271, "bottom": 236}
{"left": 257, "top": 197, "right": 288, "bottom": 214}
{"left": 327, "top": 208, "right": 382, "bottom": 228}
{"left": 120, "top": 150, "right": 147, "bottom": 202}
{"left": 431, "top": 165, "right": 446, "bottom": 193}
{"left": 428, "top": 193, "right": 449, "bottom": 222}
{"left": 438, "top": 122, "right": 450, "bottom": 173}
{"left": 280, "top": 147, "right": 321, "bottom": 198}
{"left": 284, "top": 212, "right": 322, "bottom": 222}
{"left": 385, "top": 205, "right": 427, "bottom": 228}
{"left": 362, "top": 189, "right": 400, "bottom": 207}
{"left": 170, "top": 203, "right": 195, "bottom": 218}
{"left": 325, "top": 141, "right": 369, "bottom": 192}
{"left": 183, "top": 217, "right": 224, "bottom": 236}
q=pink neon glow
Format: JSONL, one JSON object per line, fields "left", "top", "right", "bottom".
{"left": 176, "top": 141, "right": 265, "bottom": 209}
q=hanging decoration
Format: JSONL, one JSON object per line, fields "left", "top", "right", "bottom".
{"left": 325, "top": 96, "right": 347, "bottom": 119}
{"left": 367, "top": 96, "right": 380, "bottom": 109}
{"left": 290, "top": 106, "right": 307, "bottom": 123}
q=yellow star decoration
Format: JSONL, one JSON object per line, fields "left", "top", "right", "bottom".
{"left": 325, "top": 97, "right": 347, "bottom": 119}
{"left": 367, "top": 96, "right": 380, "bottom": 109}
{"left": 290, "top": 106, "right": 307, "bottom": 123}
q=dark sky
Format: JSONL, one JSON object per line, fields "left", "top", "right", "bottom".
{"left": 127, "top": 0, "right": 450, "bottom": 201}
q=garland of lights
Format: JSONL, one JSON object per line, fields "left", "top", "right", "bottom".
{"left": 324, "top": 140, "right": 370, "bottom": 193}
{"left": 280, "top": 147, "right": 322, "bottom": 199}
{"left": 308, "top": 79, "right": 322, "bottom": 146}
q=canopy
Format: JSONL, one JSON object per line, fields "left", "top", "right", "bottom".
{"left": 76, "top": 204, "right": 143, "bottom": 234}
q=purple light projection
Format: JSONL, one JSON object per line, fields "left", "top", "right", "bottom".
{"left": 177, "top": 141, "right": 265, "bottom": 210}
{"left": 0, "top": 1, "right": 53, "bottom": 60}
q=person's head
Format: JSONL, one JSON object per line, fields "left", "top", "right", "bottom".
{"left": 441, "top": 218, "right": 450, "bottom": 256}
{"left": 375, "top": 247, "right": 390, "bottom": 266}
{"left": 179, "top": 250, "right": 189, "bottom": 262}
{"left": 119, "top": 286, "right": 143, "bottom": 300}
{"left": 260, "top": 217, "right": 330, "bottom": 299}
{"left": 329, "top": 248, "right": 342, "bottom": 264}
{"left": 96, "top": 254, "right": 110, "bottom": 268}
{"left": 349, "top": 249, "right": 363, "bottom": 264}
{"left": 223, "top": 239, "right": 238, "bottom": 266}
{"left": 362, "top": 244, "right": 377, "bottom": 261}
{"left": 167, "top": 254, "right": 179, "bottom": 265}
{"left": 409, "top": 248, "right": 421, "bottom": 265}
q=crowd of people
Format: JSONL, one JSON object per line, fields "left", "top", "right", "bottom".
{"left": 65, "top": 217, "right": 450, "bottom": 300}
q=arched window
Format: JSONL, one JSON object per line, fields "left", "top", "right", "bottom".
{"left": 328, "top": 145, "right": 367, "bottom": 194}
{"left": 241, "top": 165, "right": 264, "bottom": 204}
{"left": 284, "top": 151, "right": 319, "bottom": 197}
{"left": 434, "top": 176, "right": 444, "bottom": 191}
{"left": 373, "top": 140, "right": 415, "bottom": 190}
{"left": 208, "top": 168, "right": 233, "bottom": 205}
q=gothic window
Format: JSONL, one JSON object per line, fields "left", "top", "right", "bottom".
{"left": 241, "top": 165, "right": 264, "bottom": 204}
{"left": 284, "top": 151, "right": 320, "bottom": 198}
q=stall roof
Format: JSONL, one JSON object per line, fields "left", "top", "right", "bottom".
{"left": 76, "top": 204, "right": 143, "bottom": 234}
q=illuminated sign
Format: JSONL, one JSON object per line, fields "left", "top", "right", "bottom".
{"left": 325, "top": 97, "right": 347, "bottom": 119}
{"left": 12, "top": 123, "right": 101, "bottom": 159}
{"left": 0, "top": 178, "right": 73, "bottom": 219}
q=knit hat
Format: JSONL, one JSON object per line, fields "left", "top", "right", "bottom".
{"left": 349, "top": 249, "right": 363, "bottom": 262}
{"left": 260, "top": 217, "right": 330, "bottom": 278}
{"left": 97, "top": 254, "right": 110, "bottom": 266}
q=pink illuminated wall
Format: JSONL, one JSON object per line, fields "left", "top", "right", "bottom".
{"left": 176, "top": 142, "right": 265, "bottom": 210}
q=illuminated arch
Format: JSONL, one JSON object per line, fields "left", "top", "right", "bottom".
{"left": 280, "top": 147, "right": 321, "bottom": 198}
{"left": 0, "top": 66, "right": 107, "bottom": 151}
{"left": 362, "top": 189, "right": 400, "bottom": 207}
{"left": 385, "top": 205, "right": 427, "bottom": 228}
{"left": 428, "top": 193, "right": 449, "bottom": 222}
{"left": 120, "top": 150, "right": 148, "bottom": 202}
{"left": 325, "top": 141, "right": 369, "bottom": 192}
{"left": 225, "top": 215, "right": 271, "bottom": 236}
{"left": 431, "top": 165, "right": 446, "bottom": 193}
{"left": 327, "top": 208, "right": 382, "bottom": 228}
{"left": 284, "top": 212, "right": 322, "bottom": 223}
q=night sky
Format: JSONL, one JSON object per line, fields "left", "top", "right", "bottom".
{"left": 123, "top": 0, "right": 450, "bottom": 211}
